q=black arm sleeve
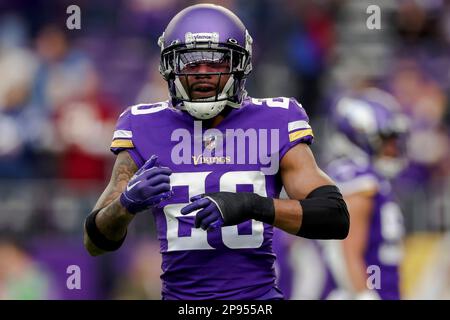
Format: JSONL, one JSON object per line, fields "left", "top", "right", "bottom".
{"left": 297, "top": 185, "right": 350, "bottom": 240}
{"left": 204, "top": 192, "right": 275, "bottom": 226}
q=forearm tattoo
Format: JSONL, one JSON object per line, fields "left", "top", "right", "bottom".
{"left": 92, "top": 152, "right": 137, "bottom": 241}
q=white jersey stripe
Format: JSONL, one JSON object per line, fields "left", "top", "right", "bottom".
{"left": 113, "top": 130, "right": 132, "bottom": 139}
{"left": 288, "top": 120, "right": 311, "bottom": 132}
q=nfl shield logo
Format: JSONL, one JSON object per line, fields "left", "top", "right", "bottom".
{"left": 203, "top": 135, "right": 216, "bottom": 150}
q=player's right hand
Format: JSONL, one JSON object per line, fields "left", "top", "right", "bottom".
{"left": 120, "top": 155, "right": 173, "bottom": 214}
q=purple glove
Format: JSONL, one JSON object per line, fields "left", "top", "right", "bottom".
{"left": 181, "top": 192, "right": 275, "bottom": 228}
{"left": 180, "top": 195, "right": 224, "bottom": 230}
{"left": 120, "top": 155, "right": 173, "bottom": 214}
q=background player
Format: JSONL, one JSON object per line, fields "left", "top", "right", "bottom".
{"left": 320, "top": 88, "right": 407, "bottom": 299}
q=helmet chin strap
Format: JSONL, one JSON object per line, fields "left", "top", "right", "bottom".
{"left": 174, "top": 77, "right": 190, "bottom": 101}
{"left": 174, "top": 75, "right": 238, "bottom": 119}
{"left": 373, "top": 156, "right": 408, "bottom": 179}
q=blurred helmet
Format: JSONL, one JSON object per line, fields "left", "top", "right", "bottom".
{"left": 333, "top": 88, "right": 409, "bottom": 156}
{"left": 158, "top": 4, "right": 253, "bottom": 119}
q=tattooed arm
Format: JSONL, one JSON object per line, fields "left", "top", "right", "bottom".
{"left": 83, "top": 151, "right": 138, "bottom": 256}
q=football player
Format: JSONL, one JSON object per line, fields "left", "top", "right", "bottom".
{"left": 83, "top": 4, "right": 349, "bottom": 300}
{"left": 320, "top": 88, "right": 407, "bottom": 300}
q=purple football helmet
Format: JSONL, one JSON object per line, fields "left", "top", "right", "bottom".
{"left": 333, "top": 88, "right": 409, "bottom": 156}
{"left": 158, "top": 4, "right": 253, "bottom": 119}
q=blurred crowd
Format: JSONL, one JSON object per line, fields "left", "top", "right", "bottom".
{"left": 0, "top": 0, "right": 449, "bottom": 299}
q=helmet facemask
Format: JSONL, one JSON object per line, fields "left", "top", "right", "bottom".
{"left": 159, "top": 33, "right": 252, "bottom": 119}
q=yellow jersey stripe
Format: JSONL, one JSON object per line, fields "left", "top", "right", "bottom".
{"left": 111, "top": 139, "right": 134, "bottom": 148}
{"left": 288, "top": 129, "right": 314, "bottom": 142}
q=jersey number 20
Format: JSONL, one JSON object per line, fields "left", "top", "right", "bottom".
{"left": 163, "top": 171, "right": 266, "bottom": 252}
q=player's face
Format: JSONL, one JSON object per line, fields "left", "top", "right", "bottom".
{"left": 379, "top": 135, "right": 402, "bottom": 158}
{"left": 179, "top": 61, "right": 231, "bottom": 100}
{"left": 374, "top": 135, "right": 407, "bottom": 178}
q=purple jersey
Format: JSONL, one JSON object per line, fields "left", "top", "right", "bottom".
{"left": 322, "top": 157, "right": 404, "bottom": 300}
{"left": 110, "top": 97, "right": 313, "bottom": 299}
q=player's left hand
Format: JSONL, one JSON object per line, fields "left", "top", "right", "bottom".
{"left": 180, "top": 194, "right": 224, "bottom": 230}
{"left": 180, "top": 192, "right": 275, "bottom": 230}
